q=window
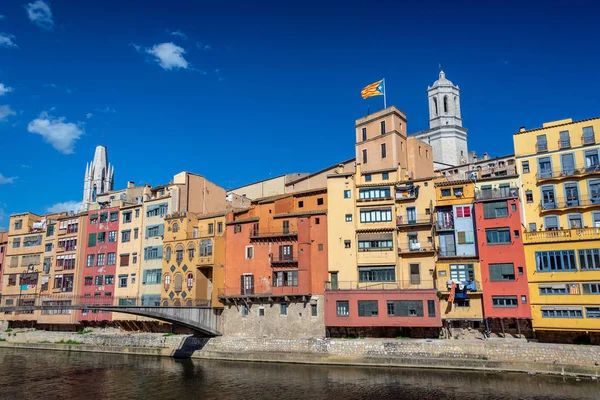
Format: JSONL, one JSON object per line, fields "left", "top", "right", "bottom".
{"left": 362, "top": 127, "right": 367, "bottom": 141}
{"left": 489, "top": 263, "right": 515, "bottom": 281}
{"left": 454, "top": 299, "right": 471, "bottom": 308}
{"left": 119, "top": 275, "right": 128, "bottom": 288}
{"left": 144, "top": 246, "right": 163, "bottom": 260}
{"left": 86, "top": 254, "right": 95, "bottom": 267}
{"left": 541, "top": 307, "right": 583, "bottom": 318}
{"left": 146, "top": 203, "right": 168, "bottom": 218}
{"left": 387, "top": 300, "right": 423, "bottom": 317}
{"left": 536, "top": 250, "right": 577, "bottom": 271}
{"left": 187, "top": 273, "right": 194, "bottom": 290}
{"left": 585, "top": 150, "right": 600, "bottom": 170}
{"left": 96, "top": 253, "right": 106, "bottom": 266}
{"left": 559, "top": 130, "right": 570, "bottom": 148}
{"left": 134, "top": 209, "right": 140, "bottom": 218}
{"left": 175, "top": 245, "right": 184, "bottom": 262}
{"left": 188, "top": 243, "right": 195, "bottom": 259}
{"left": 514, "top": 230, "right": 520, "bottom": 238}
{"left": 123, "top": 212, "right": 132, "bottom": 223}
{"left": 409, "top": 264, "right": 420, "bottom": 285}
{"left": 453, "top": 187, "right": 464, "bottom": 197}
{"left": 579, "top": 249, "right": 600, "bottom": 270}
{"left": 525, "top": 190, "right": 533, "bottom": 203}
{"left": 318, "top": 243, "right": 324, "bottom": 251}
{"left": 174, "top": 274, "right": 183, "bottom": 292}
{"left": 315, "top": 217, "right": 320, "bottom": 225}
{"left": 544, "top": 216, "right": 559, "bottom": 230}
{"left": 122, "top": 230, "right": 131, "bottom": 243}
{"left": 172, "top": 223, "right": 179, "bottom": 233}
{"left": 216, "top": 222, "right": 223, "bottom": 234}
{"left": 208, "top": 223, "right": 214, "bottom": 234}
{"left": 90, "top": 214, "right": 98, "bottom": 224}
{"left": 358, "top": 266, "right": 395, "bottom": 282}
{"left": 108, "top": 231, "right": 117, "bottom": 243}
{"left": 337, "top": 301, "right": 349, "bottom": 316}
{"left": 134, "top": 228, "right": 139, "bottom": 239}
{"left": 483, "top": 201, "right": 508, "bottom": 219}
{"left": 163, "top": 274, "right": 171, "bottom": 290}
{"left": 539, "top": 284, "right": 569, "bottom": 295}
{"left": 200, "top": 240, "right": 212, "bottom": 256}
{"left": 165, "top": 246, "right": 172, "bottom": 262}
{"left": 95, "top": 275, "right": 103, "bottom": 285}
{"left": 85, "top": 277, "right": 93, "bottom": 286}
{"left": 296, "top": 200, "right": 304, "bottom": 209}
{"left": 120, "top": 254, "right": 130, "bottom": 267}
{"left": 234, "top": 224, "right": 242, "bottom": 233}
{"left": 365, "top": 174, "right": 372, "bottom": 182}
{"left": 273, "top": 271, "right": 298, "bottom": 287}
{"left": 14, "top": 219, "right": 22, "bottom": 230}
{"left": 538, "top": 157, "right": 552, "bottom": 178}
{"left": 110, "top": 211, "right": 119, "bottom": 222}
{"left": 455, "top": 206, "right": 471, "bottom": 218}
{"left": 280, "top": 302, "right": 288, "bottom": 316}
{"left": 358, "top": 300, "right": 379, "bottom": 317}
{"left": 441, "top": 188, "right": 451, "bottom": 197}
{"left": 104, "top": 275, "right": 114, "bottom": 285}
{"left": 45, "top": 243, "right": 53, "bottom": 252}
{"left": 241, "top": 305, "right": 249, "bottom": 316}
{"left": 311, "top": 304, "right": 318, "bottom": 317}
{"left": 359, "top": 187, "right": 391, "bottom": 200}
{"left": 132, "top": 253, "right": 137, "bottom": 264}
{"left": 359, "top": 208, "right": 392, "bottom": 223}
{"left": 450, "top": 264, "right": 474, "bottom": 281}
{"left": 492, "top": 296, "right": 518, "bottom": 308}
{"left": 146, "top": 224, "right": 163, "bottom": 238}
{"left": 380, "top": 121, "right": 386, "bottom": 134}
{"left": 358, "top": 236, "right": 393, "bottom": 250}
{"left": 245, "top": 245, "right": 254, "bottom": 259}
{"left": 107, "top": 252, "right": 116, "bottom": 265}
{"left": 344, "top": 190, "right": 351, "bottom": 199}
{"left": 381, "top": 143, "right": 387, "bottom": 158}
{"left": 317, "top": 198, "right": 324, "bottom": 206}
{"left": 522, "top": 161, "right": 530, "bottom": 174}
{"left": 362, "top": 149, "right": 368, "bottom": 164}
{"left": 583, "top": 126, "right": 595, "bottom": 144}
{"left": 344, "top": 240, "right": 351, "bottom": 248}
{"left": 12, "top": 238, "right": 20, "bottom": 248}
{"left": 568, "top": 214, "right": 583, "bottom": 229}
{"left": 382, "top": 172, "right": 389, "bottom": 180}
{"left": 143, "top": 269, "right": 162, "bottom": 285}
{"left": 536, "top": 134, "right": 548, "bottom": 151}
{"left": 46, "top": 225, "right": 55, "bottom": 237}
{"left": 100, "top": 213, "right": 108, "bottom": 223}
{"left": 98, "top": 232, "right": 106, "bottom": 244}
{"left": 486, "top": 228, "right": 511, "bottom": 244}
{"left": 457, "top": 231, "right": 474, "bottom": 244}
{"left": 586, "top": 307, "right": 600, "bottom": 319}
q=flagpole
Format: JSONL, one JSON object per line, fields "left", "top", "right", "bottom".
{"left": 383, "top": 78, "right": 387, "bottom": 109}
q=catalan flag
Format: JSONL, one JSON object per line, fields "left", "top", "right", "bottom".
{"left": 569, "top": 284, "right": 580, "bottom": 295}
{"left": 361, "top": 79, "right": 384, "bottom": 99}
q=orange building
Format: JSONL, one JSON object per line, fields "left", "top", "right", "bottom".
{"left": 220, "top": 189, "right": 328, "bottom": 338}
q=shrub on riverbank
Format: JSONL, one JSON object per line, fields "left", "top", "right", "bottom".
{"left": 55, "top": 340, "right": 82, "bottom": 345}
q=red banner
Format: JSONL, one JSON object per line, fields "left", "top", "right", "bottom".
{"left": 448, "top": 281, "right": 456, "bottom": 303}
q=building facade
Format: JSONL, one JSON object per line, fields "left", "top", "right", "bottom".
{"left": 0, "top": 232, "right": 7, "bottom": 294}
{"left": 514, "top": 117, "right": 600, "bottom": 343}
{"left": 438, "top": 153, "right": 517, "bottom": 181}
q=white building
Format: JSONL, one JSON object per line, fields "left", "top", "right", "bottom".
{"left": 412, "top": 70, "right": 469, "bottom": 169}
{"left": 82, "top": 145, "right": 114, "bottom": 211}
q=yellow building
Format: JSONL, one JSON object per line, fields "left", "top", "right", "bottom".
{"left": 514, "top": 117, "right": 600, "bottom": 341}
{"left": 433, "top": 181, "right": 484, "bottom": 327}
{"left": 161, "top": 211, "right": 226, "bottom": 307}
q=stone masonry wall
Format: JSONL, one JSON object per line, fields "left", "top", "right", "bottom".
{"left": 198, "top": 336, "right": 600, "bottom": 368}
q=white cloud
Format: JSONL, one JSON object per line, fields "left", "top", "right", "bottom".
{"left": 27, "top": 112, "right": 84, "bottom": 154}
{"left": 196, "top": 41, "right": 211, "bottom": 51}
{"left": 0, "top": 83, "right": 12, "bottom": 96}
{"left": 0, "top": 105, "right": 16, "bottom": 121}
{"left": 95, "top": 106, "right": 116, "bottom": 113}
{"left": 146, "top": 42, "right": 189, "bottom": 70}
{"left": 0, "top": 173, "right": 17, "bottom": 184}
{"left": 25, "top": 0, "right": 54, "bottom": 30}
{"left": 0, "top": 33, "right": 17, "bottom": 48}
{"left": 167, "top": 29, "right": 188, "bottom": 39}
{"left": 86, "top": 113, "right": 93, "bottom": 119}
{"left": 46, "top": 201, "right": 81, "bottom": 214}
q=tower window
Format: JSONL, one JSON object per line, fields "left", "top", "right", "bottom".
{"left": 381, "top": 143, "right": 386, "bottom": 159}
{"left": 433, "top": 98, "right": 438, "bottom": 116}
{"left": 362, "top": 149, "right": 368, "bottom": 164}
{"left": 380, "top": 121, "right": 386, "bottom": 135}
{"left": 362, "top": 127, "right": 367, "bottom": 141}
{"left": 444, "top": 96, "right": 448, "bottom": 114}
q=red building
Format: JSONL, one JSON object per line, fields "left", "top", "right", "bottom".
{"left": 474, "top": 180, "right": 531, "bottom": 337}
{"left": 80, "top": 207, "right": 119, "bottom": 322}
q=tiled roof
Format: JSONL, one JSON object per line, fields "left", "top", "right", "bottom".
{"left": 226, "top": 217, "right": 259, "bottom": 225}
{"left": 513, "top": 117, "right": 600, "bottom": 135}
{"left": 197, "top": 211, "right": 228, "bottom": 220}
{"left": 273, "top": 210, "right": 327, "bottom": 219}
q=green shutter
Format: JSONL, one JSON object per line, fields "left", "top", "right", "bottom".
{"left": 158, "top": 224, "right": 164, "bottom": 236}
{"left": 88, "top": 233, "right": 96, "bottom": 247}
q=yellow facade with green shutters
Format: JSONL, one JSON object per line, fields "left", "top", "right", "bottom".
{"left": 514, "top": 117, "right": 600, "bottom": 333}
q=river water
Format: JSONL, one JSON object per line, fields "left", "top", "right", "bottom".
{"left": 0, "top": 349, "right": 598, "bottom": 400}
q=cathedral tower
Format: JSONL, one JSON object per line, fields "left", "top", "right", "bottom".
{"left": 82, "top": 145, "right": 114, "bottom": 210}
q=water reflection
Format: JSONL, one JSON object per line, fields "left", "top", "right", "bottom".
{"left": 0, "top": 349, "right": 597, "bottom": 400}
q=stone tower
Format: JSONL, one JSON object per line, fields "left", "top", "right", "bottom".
{"left": 413, "top": 70, "right": 468, "bottom": 169}
{"left": 82, "top": 145, "right": 114, "bottom": 210}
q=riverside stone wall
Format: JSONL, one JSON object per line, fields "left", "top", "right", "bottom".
{"left": 197, "top": 336, "right": 600, "bottom": 368}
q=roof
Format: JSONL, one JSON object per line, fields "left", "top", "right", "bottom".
{"left": 435, "top": 179, "right": 475, "bottom": 187}
{"left": 197, "top": 211, "right": 228, "bottom": 221}
{"left": 226, "top": 217, "right": 259, "bottom": 225}
{"left": 513, "top": 116, "right": 600, "bottom": 135}
{"left": 273, "top": 210, "right": 327, "bottom": 219}
{"left": 327, "top": 172, "right": 354, "bottom": 179}
{"left": 227, "top": 174, "right": 287, "bottom": 192}
{"left": 285, "top": 158, "right": 355, "bottom": 186}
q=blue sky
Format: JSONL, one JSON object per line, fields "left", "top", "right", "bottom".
{"left": 0, "top": 0, "right": 599, "bottom": 228}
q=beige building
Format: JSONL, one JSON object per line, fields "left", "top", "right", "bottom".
{"left": 438, "top": 153, "right": 517, "bottom": 182}
{"left": 227, "top": 173, "right": 309, "bottom": 200}
{"left": 285, "top": 159, "right": 355, "bottom": 193}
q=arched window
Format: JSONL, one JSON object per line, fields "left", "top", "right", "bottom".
{"left": 200, "top": 239, "right": 213, "bottom": 257}
{"left": 187, "top": 273, "right": 194, "bottom": 290}
{"left": 172, "top": 222, "right": 179, "bottom": 233}
{"left": 188, "top": 243, "right": 195, "bottom": 260}
{"left": 174, "top": 273, "right": 183, "bottom": 292}
{"left": 433, "top": 98, "right": 438, "bottom": 116}
{"left": 164, "top": 274, "right": 171, "bottom": 291}
{"left": 454, "top": 96, "right": 458, "bottom": 112}
{"left": 174, "top": 299, "right": 181, "bottom": 307}
{"left": 175, "top": 244, "right": 184, "bottom": 262}
{"left": 443, "top": 96, "right": 448, "bottom": 114}
{"left": 165, "top": 246, "right": 172, "bottom": 262}
{"left": 185, "top": 299, "right": 193, "bottom": 307}
{"left": 162, "top": 300, "right": 169, "bottom": 307}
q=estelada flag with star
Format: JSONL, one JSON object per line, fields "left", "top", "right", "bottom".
{"left": 361, "top": 79, "right": 384, "bottom": 99}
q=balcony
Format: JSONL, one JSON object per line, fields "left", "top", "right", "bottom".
{"left": 435, "top": 219, "right": 455, "bottom": 231}
{"left": 249, "top": 229, "right": 297, "bottom": 240}
{"left": 523, "top": 227, "right": 600, "bottom": 244}
{"left": 218, "top": 283, "right": 309, "bottom": 303}
{"left": 397, "top": 241, "right": 435, "bottom": 254}
{"left": 357, "top": 196, "right": 393, "bottom": 203}
{"left": 325, "top": 279, "right": 435, "bottom": 291}
{"left": 396, "top": 215, "right": 432, "bottom": 228}
{"left": 437, "top": 248, "right": 477, "bottom": 259}
{"left": 269, "top": 253, "right": 298, "bottom": 265}
{"left": 439, "top": 279, "right": 482, "bottom": 293}
{"left": 395, "top": 185, "right": 419, "bottom": 201}
{"left": 540, "top": 195, "right": 600, "bottom": 212}
{"left": 582, "top": 133, "right": 596, "bottom": 146}
{"left": 558, "top": 139, "right": 571, "bottom": 149}
{"left": 536, "top": 142, "right": 548, "bottom": 153}
{"left": 475, "top": 187, "right": 519, "bottom": 201}
{"left": 537, "top": 164, "right": 600, "bottom": 182}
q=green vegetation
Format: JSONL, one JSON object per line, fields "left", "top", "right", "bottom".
{"left": 76, "top": 329, "right": 93, "bottom": 335}
{"left": 4, "top": 328, "right": 13, "bottom": 332}
{"left": 0, "top": 338, "right": 5, "bottom": 342}
{"left": 55, "top": 340, "right": 82, "bottom": 345}
{"left": 163, "top": 333, "right": 176, "bottom": 337}
{"left": 40, "top": 341, "right": 51, "bottom": 344}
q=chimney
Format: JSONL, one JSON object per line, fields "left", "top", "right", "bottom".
{"left": 483, "top": 152, "right": 489, "bottom": 161}
{"left": 519, "top": 126, "right": 526, "bottom": 132}
{"left": 127, "top": 181, "right": 135, "bottom": 189}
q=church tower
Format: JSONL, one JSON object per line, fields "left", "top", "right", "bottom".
{"left": 82, "top": 145, "right": 114, "bottom": 210}
{"left": 413, "top": 70, "right": 468, "bottom": 169}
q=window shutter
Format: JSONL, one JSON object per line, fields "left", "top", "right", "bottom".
{"left": 250, "top": 275, "right": 254, "bottom": 293}
{"left": 240, "top": 275, "right": 245, "bottom": 293}
{"left": 157, "top": 246, "right": 163, "bottom": 258}
{"left": 457, "top": 231, "right": 466, "bottom": 244}
{"left": 88, "top": 233, "right": 96, "bottom": 247}
{"left": 279, "top": 246, "right": 283, "bottom": 260}
{"left": 158, "top": 224, "right": 164, "bottom": 236}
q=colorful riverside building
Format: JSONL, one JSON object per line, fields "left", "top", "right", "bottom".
{"left": 433, "top": 180, "right": 483, "bottom": 334}
{"left": 325, "top": 106, "right": 442, "bottom": 338}
{"left": 514, "top": 117, "right": 600, "bottom": 343}
{"left": 473, "top": 176, "right": 532, "bottom": 337}
{"left": 220, "top": 189, "right": 328, "bottom": 338}
{"left": 0, "top": 231, "right": 7, "bottom": 294}
{"left": 161, "top": 211, "right": 227, "bottom": 307}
